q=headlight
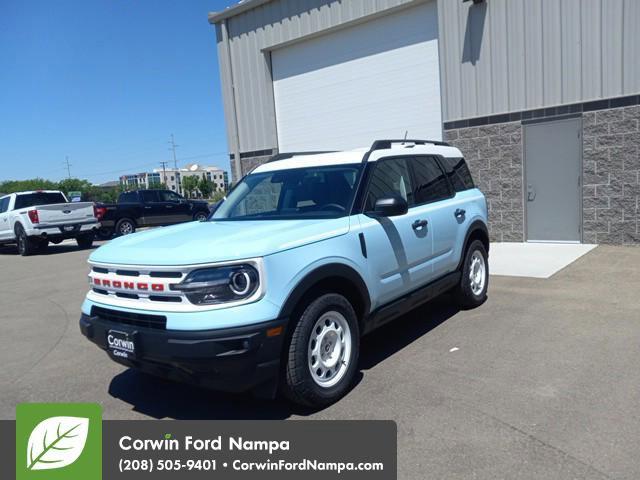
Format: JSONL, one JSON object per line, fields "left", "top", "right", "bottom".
{"left": 171, "top": 264, "right": 260, "bottom": 305}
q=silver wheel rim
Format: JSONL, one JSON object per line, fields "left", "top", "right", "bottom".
{"left": 469, "top": 250, "right": 486, "bottom": 296}
{"left": 195, "top": 213, "right": 207, "bottom": 221}
{"left": 120, "top": 222, "right": 133, "bottom": 235}
{"left": 308, "top": 311, "right": 352, "bottom": 388}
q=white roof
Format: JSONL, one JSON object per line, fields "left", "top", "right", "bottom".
{"left": 252, "top": 143, "right": 463, "bottom": 173}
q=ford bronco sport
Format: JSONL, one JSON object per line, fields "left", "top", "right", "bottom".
{"left": 80, "top": 139, "right": 489, "bottom": 407}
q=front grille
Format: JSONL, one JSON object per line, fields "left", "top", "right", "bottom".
{"left": 91, "top": 306, "right": 167, "bottom": 330}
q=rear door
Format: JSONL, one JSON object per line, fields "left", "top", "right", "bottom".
{"left": 0, "top": 196, "right": 11, "bottom": 240}
{"left": 139, "top": 190, "right": 163, "bottom": 226}
{"left": 358, "top": 156, "right": 434, "bottom": 307}
{"left": 411, "top": 156, "right": 469, "bottom": 278}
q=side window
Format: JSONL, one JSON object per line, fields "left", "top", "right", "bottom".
{"left": 140, "top": 191, "right": 159, "bottom": 203}
{"left": 119, "top": 192, "right": 135, "bottom": 203}
{"left": 159, "top": 191, "right": 182, "bottom": 202}
{"left": 0, "top": 197, "right": 9, "bottom": 213}
{"left": 441, "top": 157, "right": 475, "bottom": 192}
{"left": 412, "top": 156, "right": 451, "bottom": 204}
{"left": 365, "top": 157, "right": 414, "bottom": 211}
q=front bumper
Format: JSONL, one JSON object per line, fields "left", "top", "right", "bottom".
{"left": 79, "top": 312, "right": 287, "bottom": 396}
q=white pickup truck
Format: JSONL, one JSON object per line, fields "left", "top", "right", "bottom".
{"left": 0, "top": 190, "right": 100, "bottom": 256}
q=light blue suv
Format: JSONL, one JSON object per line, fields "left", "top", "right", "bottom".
{"left": 80, "top": 139, "right": 489, "bottom": 407}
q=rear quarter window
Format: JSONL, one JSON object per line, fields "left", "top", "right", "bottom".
{"left": 441, "top": 157, "right": 475, "bottom": 192}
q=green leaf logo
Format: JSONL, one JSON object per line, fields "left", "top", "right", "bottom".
{"left": 26, "top": 416, "right": 89, "bottom": 471}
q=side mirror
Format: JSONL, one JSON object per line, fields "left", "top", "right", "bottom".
{"left": 373, "top": 195, "right": 408, "bottom": 217}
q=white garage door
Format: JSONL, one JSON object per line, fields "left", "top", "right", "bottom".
{"left": 272, "top": 1, "right": 441, "bottom": 152}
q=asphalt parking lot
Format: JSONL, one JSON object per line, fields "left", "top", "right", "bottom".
{"left": 1, "top": 241, "right": 639, "bottom": 479}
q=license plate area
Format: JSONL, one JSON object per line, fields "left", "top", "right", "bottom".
{"left": 61, "top": 224, "right": 79, "bottom": 232}
{"left": 107, "top": 329, "right": 136, "bottom": 359}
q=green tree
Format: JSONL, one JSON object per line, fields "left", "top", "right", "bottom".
{"left": 0, "top": 178, "right": 58, "bottom": 193}
{"left": 147, "top": 181, "right": 167, "bottom": 190}
{"left": 198, "top": 177, "right": 214, "bottom": 199}
{"left": 211, "top": 190, "right": 226, "bottom": 202}
{"left": 57, "top": 178, "right": 93, "bottom": 198}
{"left": 181, "top": 175, "right": 199, "bottom": 198}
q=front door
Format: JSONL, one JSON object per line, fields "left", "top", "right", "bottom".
{"left": 524, "top": 118, "right": 582, "bottom": 242}
{"left": 158, "top": 191, "right": 190, "bottom": 223}
{"left": 358, "top": 157, "right": 434, "bottom": 307}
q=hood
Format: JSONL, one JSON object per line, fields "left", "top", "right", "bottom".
{"left": 90, "top": 218, "right": 351, "bottom": 266}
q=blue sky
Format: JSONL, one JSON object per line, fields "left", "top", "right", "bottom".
{"left": 0, "top": 0, "right": 237, "bottom": 184}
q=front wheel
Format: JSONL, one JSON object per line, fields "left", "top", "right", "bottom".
{"left": 283, "top": 293, "right": 359, "bottom": 407}
{"left": 453, "top": 239, "right": 488, "bottom": 309}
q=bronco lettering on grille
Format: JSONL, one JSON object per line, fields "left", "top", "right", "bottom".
{"left": 92, "top": 277, "right": 164, "bottom": 292}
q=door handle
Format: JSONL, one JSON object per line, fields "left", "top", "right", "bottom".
{"left": 412, "top": 219, "right": 428, "bottom": 230}
{"left": 144, "top": 206, "right": 152, "bottom": 209}
{"left": 454, "top": 208, "right": 466, "bottom": 218}
{"left": 166, "top": 205, "right": 173, "bottom": 209}
{"left": 527, "top": 184, "right": 536, "bottom": 201}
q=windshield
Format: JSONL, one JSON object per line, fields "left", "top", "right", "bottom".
{"left": 15, "top": 192, "right": 67, "bottom": 209}
{"left": 213, "top": 164, "right": 361, "bottom": 220}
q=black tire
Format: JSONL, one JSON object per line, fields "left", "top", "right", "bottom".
{"left": 76, "top": 232, "right": 94, "bottom": 249}
{"left": 15, "top": 224, "right": 36, "bottom": 256}
{"left": 115, "top": 218, "right": 136, "bottom": 236}
{"left": 453, "top": 239, "right": 489, "bottom": 309}
{"left": 283, "top": 293, "right": 360, "bottom": 407}
{"left": 96, "top": 227, "right": 114, "bottom": 240}
{"left": 193, "top": 211, "right": 208, "bottom": 222}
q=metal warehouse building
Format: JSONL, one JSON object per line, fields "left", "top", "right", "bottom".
{"left": 208, "top": 0, "right": 640, "bottom": 245}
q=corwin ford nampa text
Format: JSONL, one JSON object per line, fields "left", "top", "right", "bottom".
{"left": 80, "top": 139, "right": 489, "bottom": 407}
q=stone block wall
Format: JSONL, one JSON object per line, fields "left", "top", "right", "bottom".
{"left": 582, "top": 105, "right": 640, "bottom": 244}
{"left": 445, "top": 122, "right": 524, "bottom": 242}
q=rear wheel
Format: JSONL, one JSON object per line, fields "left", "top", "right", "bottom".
{"left": 76, "top": 232, "right": 94, "bottom": 249}
{"left": 453, "top": 239, "right": 488, "bottom": 309}
{"left": 193, "top": 211, "right": 208, "bottom": 222}
{"left": 15, "top": 225, "right": 36, "bottom": 256}
{"left": 96, "top": 227, "right": 113, "bottom": 240}
{"left": 283, "top": 293, "right": 359, "bottom": 407}
{"left": 115, "top": 218, "right": 136, "bottom": 236}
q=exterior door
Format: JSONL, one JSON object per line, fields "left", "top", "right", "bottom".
{"left": 0, "top": 196, "right": 11, "bottom": 241}
{"left": 139, "top": 190, "right": 163, "bottom": 226}
{"left": 158, "top": 191, "right": 188, "bottom": 223}
{"left": 525, "top": 118, "right": 582, "bottom": 242}
{"left": 357, "top": 157, "right": 434, "bottom": 307}
{"left": 410, "top": 156, "right": 463, "bottom": 278}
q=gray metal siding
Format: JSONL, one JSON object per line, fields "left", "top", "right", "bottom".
{"left": 215, "top": 0, "right": 424, "bottom": 153}
{"left": 439, "top": 0, "right": 640, "bottom": 122}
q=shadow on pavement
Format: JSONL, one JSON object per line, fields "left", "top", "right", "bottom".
{"left": 108, "top": 296, "right": 460, "bottom": 419}
{"left": 0, "top": 243, "right": 102, "bottom": 256}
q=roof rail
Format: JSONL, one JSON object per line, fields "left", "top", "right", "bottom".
{"left": 266, "top": 151, "right": 337, "bottom": 163}
{"left": 369, "top": 139, "right": 450, "bottom": 151}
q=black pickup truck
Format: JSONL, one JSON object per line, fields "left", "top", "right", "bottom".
{"left": 94, "top": 190, "right": 210, "bottom": 238}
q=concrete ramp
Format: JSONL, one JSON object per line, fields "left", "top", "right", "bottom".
{"left": 489, "top": 242, "right": 597, "bottom": 279}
